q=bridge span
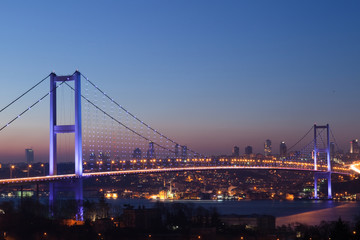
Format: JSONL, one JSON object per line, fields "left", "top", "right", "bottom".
{"left": 0, "top": 165, "right": 351, "bottom": 185}
{"left": 350, "top": 162, "right": 360, "bottom": 174}
{"left": 0, "top": 71, "right": 357, "bottom": 199}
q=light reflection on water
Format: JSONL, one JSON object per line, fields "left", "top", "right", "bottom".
{"left": 276, "top": 201, "right": 360, "bottom": 226}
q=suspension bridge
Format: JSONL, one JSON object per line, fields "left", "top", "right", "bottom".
{"left": 0, "top": 71, "right": 356, "bottom": 199}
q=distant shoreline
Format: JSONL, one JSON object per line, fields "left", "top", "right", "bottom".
{"left": 276, "top": 202, "right": 359, "bottom": 226}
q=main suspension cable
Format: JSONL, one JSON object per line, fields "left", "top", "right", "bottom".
{"left": 0, "top": 74, "right": 51, "bottom": 113}
{"left": 80, "top": 73, "right": 204, "bottom": 157}
{"left": 287, "top": 126, "right": 314, "bottom": 151}
{"left": 65, "top": 83, "right": 177, "bottom": 154}
{"left": 0, "top": 81, "right": 65, "bottom": 132}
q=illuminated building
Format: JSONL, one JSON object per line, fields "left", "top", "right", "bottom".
{"left": 147, "top": 142, "right": 155, "bottom": 159}
{"left": 89, "top": 152, "right": 96, "bottom": 170}
{"left": 175, "top": 144, "right": 179, "bottom": 158}
{"left": 25, "top": 148, "right": 34, "bottom": 164}
{"left": 245, "top": 146, "right": 253, "bottom": 155}
{"left": 350, "top": 139, "right": 359, "bottom": 154}
{"left": 280, "top": 142, "right": 287, "bottom": 158}
{"left": 264, "top": 139, "right": 271, "bottom": 156}
{"left": 133, "top": 148, "right": 142, "bottom": 160}
{"left": 181, "top": 145, "right": 187, "bottom": 159}
{"left": 233, "top": 146, "right": 240, "bottom": 157}
{"left": 330, "top": 142, "right": 335, "bottom": 158}
{"left": 98, "top": 152, "right": 110, "bottom": 171}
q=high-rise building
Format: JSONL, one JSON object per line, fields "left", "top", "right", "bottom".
{"left": 133, "top": 148, "right": 142, "bottom": 160}
{"left": 175, "top": 144, "right": 179, "bottom": 158}
{"left": 98, "top": 152, "right": 110, "bottom": 171}
{"left": 350, "top": 139, "right": 359, "bottom": 154}
{"left": 330, "top": 142, "right": 335, "bottom": 158}
{"left": 233, "top": 146, "right": 240, "bottom": 157}
{"left": 147, "top": 142, "right": 155, "bottom": 159}
{"left": 264, "top": 139, "right": 272, "bottom": 156}
{"left": 245, "top": 146, "right": 253, "bottom": 155}
{"left": 89, "top": 152, "right": 96, "bottom": 170}
{"left": 181, "top": 145, "right": 187, "bottom": 159}
{"left": 25, "top": 148, "right": 34, "bottom": 164}
{"left": 279, "top": 142, "right": 287, "bottom": 158}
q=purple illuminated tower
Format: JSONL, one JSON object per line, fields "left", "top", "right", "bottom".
{"left": 313, "top": 124, "right": 331, "bottom": 199}
{"left": 49, "top": 71, "right": 82, "bottom": 176}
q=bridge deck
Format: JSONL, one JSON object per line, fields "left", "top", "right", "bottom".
{"left": 0, "top": 166, "right": 350, "bottom": 185}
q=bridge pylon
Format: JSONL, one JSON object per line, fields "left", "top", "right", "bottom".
{"left": 313, "top": 124, "right": 331, "bottom": 199}
{"left": 49, "top": 71, "right": 82, "bottom": 177}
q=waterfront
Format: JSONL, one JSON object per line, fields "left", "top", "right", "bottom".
{"left": 103, "top": 198, "right": 360, "bottom": 226}
{"left": 4, "top": 195, "right": 358, "bottom": 225}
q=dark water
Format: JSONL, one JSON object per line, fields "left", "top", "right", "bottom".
{"left": 105, "top": 199, "right": 358, "bottom": 216}
{"left": 2, "top": 196, "right": 359, "bottom": 225}
{"left": 105, "top": 199, "right": 360, "bottom": 225}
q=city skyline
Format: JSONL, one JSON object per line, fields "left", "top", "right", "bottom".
{"left": 0, "top": 1, "right": 360, "bottom": 162}
{"left": 0, "top": 3, "right": 359, "bottom": 239}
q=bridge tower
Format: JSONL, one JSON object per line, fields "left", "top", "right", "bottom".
{"left": 313, "top": 124, "right": 331, "bottom": 199}
{"left": 49, "top": 71, "right": 82, "bottom": 177}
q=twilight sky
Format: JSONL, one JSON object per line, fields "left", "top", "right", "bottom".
{"left": 0, "top": 1, "right": 360, "bottom": 162}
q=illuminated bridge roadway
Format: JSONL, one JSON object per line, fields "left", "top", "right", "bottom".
{"left": 350, "top": 162, "right": 360, "bottom": 174}
{"left": 0, "top": 71, "right": 356, "bottom": 198}
{"left": 0, "top": 163, "right": 352, "bottom": 185}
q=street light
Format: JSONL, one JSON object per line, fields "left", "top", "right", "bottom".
{"left": 111, "top": 160, "right": 115, "bottom": 171}
{"left": 27, "top": 164, "right": 32, "bottom": 177}
{"left": 41, "top": 164, "right": 45, "bottom": 176}
{"left": 10, "top": 165, "right": 15, "bottom": 178}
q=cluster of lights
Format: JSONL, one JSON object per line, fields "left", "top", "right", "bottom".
{"left": 81, "top": 156, "right": 352, "bottom": 174}
{"left": 190, "top": 158, "right": 212, "bottom": 162}
{"left": 1, "top": 160, "right": 354, "bottom": 185}
{"left": 350, "top": 162, "right": 360, "bottom": 174}
{"left": 104, "top": 192, "right": 118, "bottom": 199}
{"left": 231, "top": 159, "right": 260, "bottom": 163}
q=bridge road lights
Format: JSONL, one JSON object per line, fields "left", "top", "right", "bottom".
{"left": 120, "top": 160, "right": 124, "bottom": 170}
{"left": 27, "top": 164, "right": 32, "bottom": 177}
{"left": 41, "top": 164, "right": 45, "bottom": 176}
{"left": 142, "top": 160, "right": 147, "bottom": 169}
{"left": 131, "top": 160, "right": 137, "bottom": 169}
{"left": 111, "top": 160, "right": 115, "bottom": 171}
{"left": 99, "top": 161, "right": 103, "bottom": 171}
{"left": 10, "top": 165, "right": 15, "bottom": 178}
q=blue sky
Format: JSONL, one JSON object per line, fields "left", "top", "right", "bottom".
{"left": 0, "top": 1, "right": 359, "bottom": 161}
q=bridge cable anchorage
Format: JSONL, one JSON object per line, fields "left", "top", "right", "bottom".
{"left": 0, "top": 81, "right": 66, "bottom": 132}
{"left": 0, "top": 74, "right": 51, "bottom": 113}
{"left": 287, "top": 126, "right": 314, "bottom": 151}
{"left": 80, "top": 73, "right": 205, "bottom": 158}
{"left": 64, "top": 83, "right": 178, "bottom": 154}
